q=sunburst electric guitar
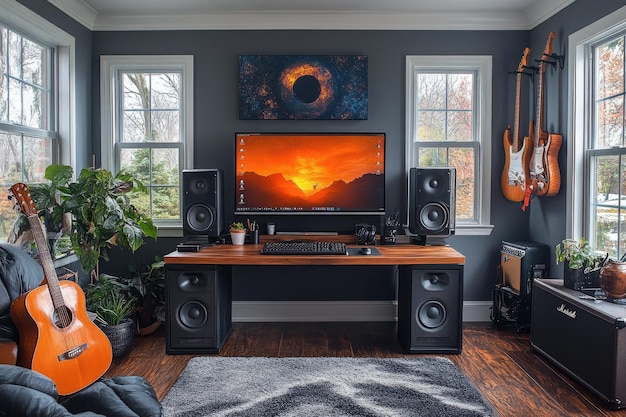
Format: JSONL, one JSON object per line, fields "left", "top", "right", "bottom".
{"left": 529, "top": 32, "right": 562, "bottom": 197}
{"left": 9, "top": 183, "right": 112, "bottom": 395}
{"left": 501, "top": 47, "right": 532, "bottom": 203}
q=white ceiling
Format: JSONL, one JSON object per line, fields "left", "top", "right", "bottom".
{"left": 48, "top": 0, "right": 576, "bottom": 31}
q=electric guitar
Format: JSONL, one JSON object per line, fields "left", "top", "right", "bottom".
{"left": 501, "top": 47, "right": 532, "bottom": 202}
{"left": 9, "top": 183, "right": 112, "bottom": 395}
{"left": 529, "top": 32, "right": 562, "bottom": 197}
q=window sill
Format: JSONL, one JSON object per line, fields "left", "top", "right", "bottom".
{"left": 454, "top": 224, "right": 494, "bottom": 236}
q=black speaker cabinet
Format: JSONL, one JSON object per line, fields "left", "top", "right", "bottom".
{"left": 407, "top": 167, "right": 456, "bottom": 243}
{"left": 398, "top": 265, "right": 463, "bottom": 353}
{"left": 166, "top": 264, "right": 232, "bottom": 354}
{"left": 182, "top": 169, "right": 224, "bottom": 238}
{"left": 531, "top": 279, "right": 626, "bottom": 410}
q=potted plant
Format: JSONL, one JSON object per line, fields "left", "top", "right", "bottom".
{"left": 86, "top": 274, "right": 136, "bottom": 357}
{"left": 121, "top": 257, "right": 165, "bottom": 334}
{"left": 555, "top": 238, "right": 606, "bottom": 290}
{"left": 229, "top": 222, "right": 247, "bottom": 245}
{"left": 45, "top": 164, "right": 158, "bottom": 282}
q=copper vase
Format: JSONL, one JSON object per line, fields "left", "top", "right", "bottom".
{"left": 600, "top": 260, "right": 626, "bottom": 299}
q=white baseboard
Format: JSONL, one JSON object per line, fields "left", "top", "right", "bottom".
{"left": 232, "top": 300, "right": 492, "bottom": 323}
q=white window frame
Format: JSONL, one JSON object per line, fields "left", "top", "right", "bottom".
{"left": 568, "top": 6, "right": 626, "bottom": 247}
{"left": 405, "top": 55, "right": 493, "bottom": 235}
{"left": 1, "top": 0, "right": 75, "bottom": 168}
{"left": 100, "top": 55, "right": 194, "bottom": 237}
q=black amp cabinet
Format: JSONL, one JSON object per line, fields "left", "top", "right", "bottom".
{"left": 492, "top": 240, "right": 549, "bottom": 331}
{"left": 532, "top": 279, "right": 626, "bottom": 410}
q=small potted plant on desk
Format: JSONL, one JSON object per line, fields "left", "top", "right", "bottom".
{"left": 555, "top": 237, "right": 606, "bottom": 290}
{"left": 229, "top": 222, "right": 247, "bottom": 245}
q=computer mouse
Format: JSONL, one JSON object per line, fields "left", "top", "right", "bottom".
{"left": 361, "top": 247, "right": 372, "bottom": 255}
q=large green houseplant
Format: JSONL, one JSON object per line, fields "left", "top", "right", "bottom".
{"left": 43, "top": 164, "right": 158, "bottom": 282}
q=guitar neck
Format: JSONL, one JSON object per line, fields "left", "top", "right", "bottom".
{"left": 534, "top": 64, "right": 545, "bottom": 146}
{"left": 513, "top": 71, "right": 522, "bottom": 149}
{"left": 26, "top": 214, "right": 64, "bottom": 310}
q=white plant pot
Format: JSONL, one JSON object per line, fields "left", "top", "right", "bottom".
{"left": 230, "top": 230, "right": 246, "bottom": 245}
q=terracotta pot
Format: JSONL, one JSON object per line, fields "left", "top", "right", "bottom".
{"left": 600, "top": 260, "right": 626, "bottom": 299}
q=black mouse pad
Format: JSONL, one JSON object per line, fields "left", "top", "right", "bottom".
{"left": 348, "top": 248, "right": 381, "bottom": 256}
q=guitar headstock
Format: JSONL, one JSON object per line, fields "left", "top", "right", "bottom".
{"left": 543, "top": 32, "right": 555, "bottom": 57}
{"left": 517, "top": 47, "right": 530, "bottom": 72}
{"left": 9, "top": 183, "right": 37, "bottom": 216}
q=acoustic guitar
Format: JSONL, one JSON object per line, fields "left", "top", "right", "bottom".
{"left": 501, "top": 47, "right": 532, "bottom": 203}
{"left": 9, "top": 183, "right": 112, "bottom": 395}
{"left": 529, "top": 32, "right": 562, "bottom": 197}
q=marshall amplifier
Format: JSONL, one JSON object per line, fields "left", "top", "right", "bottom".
{"left": 531, "top": 279, "right": 626, "bottom": 410}
{"left": 493, "top": 241, "right": 549, "bottom": 331}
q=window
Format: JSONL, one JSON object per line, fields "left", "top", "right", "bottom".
{"left": 101, "top": 56, "right": 193, "bottom": 236}
{"left": 0, "top": 0, "right": 74, "bottom": 241}
{"left": 569, "top": 7, "right": 626, "bottom": 259}
{"left": 405, "top": 56, "right": 493, "bottom": 234}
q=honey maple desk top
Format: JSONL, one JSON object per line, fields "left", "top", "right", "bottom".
{"left": 164, "top": 243, "right": 465, "bottom": 266}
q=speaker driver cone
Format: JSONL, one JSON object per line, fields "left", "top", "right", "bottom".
{"left": 417, "top": 300, "right": 447, "bottom": 329}
{"left": 178, "top": 300, "right": 209, "bottom": 328}
{"left": 186, "top": 203, "right": 215, "bottom": 232}
{"left": 419, "top": 202, "right": 448, "bottom": 232}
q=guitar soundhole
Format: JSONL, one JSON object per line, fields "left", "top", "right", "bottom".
{"left": 53, "top": 306, "right": 74, "bottom": 329}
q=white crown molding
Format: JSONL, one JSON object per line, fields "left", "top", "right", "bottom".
{"left": 46, "top": 0, "right": 574, "bottom": 31}
{"left": 525, "top": 0, "right": 575, "bottom": 29}
{"left": 90, "top": 11, "right": 529, "bottom": 31}
{"left": 47, "top": 0, "right": 97, "bottom": 29}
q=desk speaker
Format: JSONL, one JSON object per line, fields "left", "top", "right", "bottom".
{"left": 398, "top": 265, "right": 463, "bottom": 353}
{"left": 166, "top": 265, "right": 232, "bottom": 354}
{"left": 407, "top": 167, "right": 455, "bottom": 242}
{"left": 183, "top": 169, "right": 224, "bottom": 238}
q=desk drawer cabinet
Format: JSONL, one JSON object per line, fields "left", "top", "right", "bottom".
{"left": 531, "top": 279, "right": 626, "bottom": 410}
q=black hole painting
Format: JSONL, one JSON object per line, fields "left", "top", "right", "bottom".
{"left": 238, "top": 55, "right": 368, "bottom": 120}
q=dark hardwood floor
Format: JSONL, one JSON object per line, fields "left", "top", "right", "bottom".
{"left": 106, "top": 322, "right": 622, "bottom": 417}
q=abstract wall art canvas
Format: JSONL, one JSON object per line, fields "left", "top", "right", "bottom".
{"left": 239, "top": 55, "right": 368, "bottom": 120}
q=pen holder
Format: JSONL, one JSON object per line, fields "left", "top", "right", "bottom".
{"left": 248, "top": 229, "right": 260, "bottom": 244}
{"left": 381, "top": 225, "right": 398, "bottom": 245}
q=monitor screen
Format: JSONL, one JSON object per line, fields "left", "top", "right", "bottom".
{"left": 235, "top": 132, "right": 385, "bottom": 215}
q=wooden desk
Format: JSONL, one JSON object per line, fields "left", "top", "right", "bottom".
{"left": 164, "top": 243, "right": 465, "bottom": 354}
{"left": 164, "top": 243, "right": 465, "bottom": 266}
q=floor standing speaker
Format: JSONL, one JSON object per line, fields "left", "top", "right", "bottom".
{"left": 182, "top": 169, "right": 224, "bottom": 238}
{"left": 166, "top": 264, "right": 232, "bottom": 354}
{"left": 398, "top": 265, "right": 463, "bottom": 353}
{"left": 407, "top": 167, "right": 456, "bottom": 245}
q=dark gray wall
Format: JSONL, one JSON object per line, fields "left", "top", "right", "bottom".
{"left": 91, "top": 29, "right": 529, "bottom": 302}
{"left": 17, "top": 0, "right": 626, "bottom": 303}
{"left": 528, "top": 0, "right": 624, "bottom": 280}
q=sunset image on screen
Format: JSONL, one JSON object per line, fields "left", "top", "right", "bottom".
{"left": 235, "top": 133, "right": 385, "bottom": 212}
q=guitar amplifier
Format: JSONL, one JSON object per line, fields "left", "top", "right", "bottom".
{"left": 500, "top": 240, "right": 549, "bottom": 297}
{"left": 531, "top": 279, "right": 626, "bottom": 410}
{"left": 493, "top": 241, "right": 549, "bottom": 331}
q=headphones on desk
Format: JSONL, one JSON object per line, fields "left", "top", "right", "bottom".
{"left": 355, "top": 223, "right": 377, "bottom": 245}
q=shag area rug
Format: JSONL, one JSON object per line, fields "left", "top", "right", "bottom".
{"left": 162, "top": 357, "right": 497, "bottom": 417}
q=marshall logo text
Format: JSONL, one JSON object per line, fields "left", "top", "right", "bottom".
{"left": 557, "top": 303, "right": 577, "bottom": 319}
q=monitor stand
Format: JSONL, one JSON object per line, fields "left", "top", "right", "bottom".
{"left": 411, "top": 235, "right": 450, "bottom": 246}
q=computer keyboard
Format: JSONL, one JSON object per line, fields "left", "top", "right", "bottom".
{"left": 261, "top": 241, "right": 348, "bottom": 255}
